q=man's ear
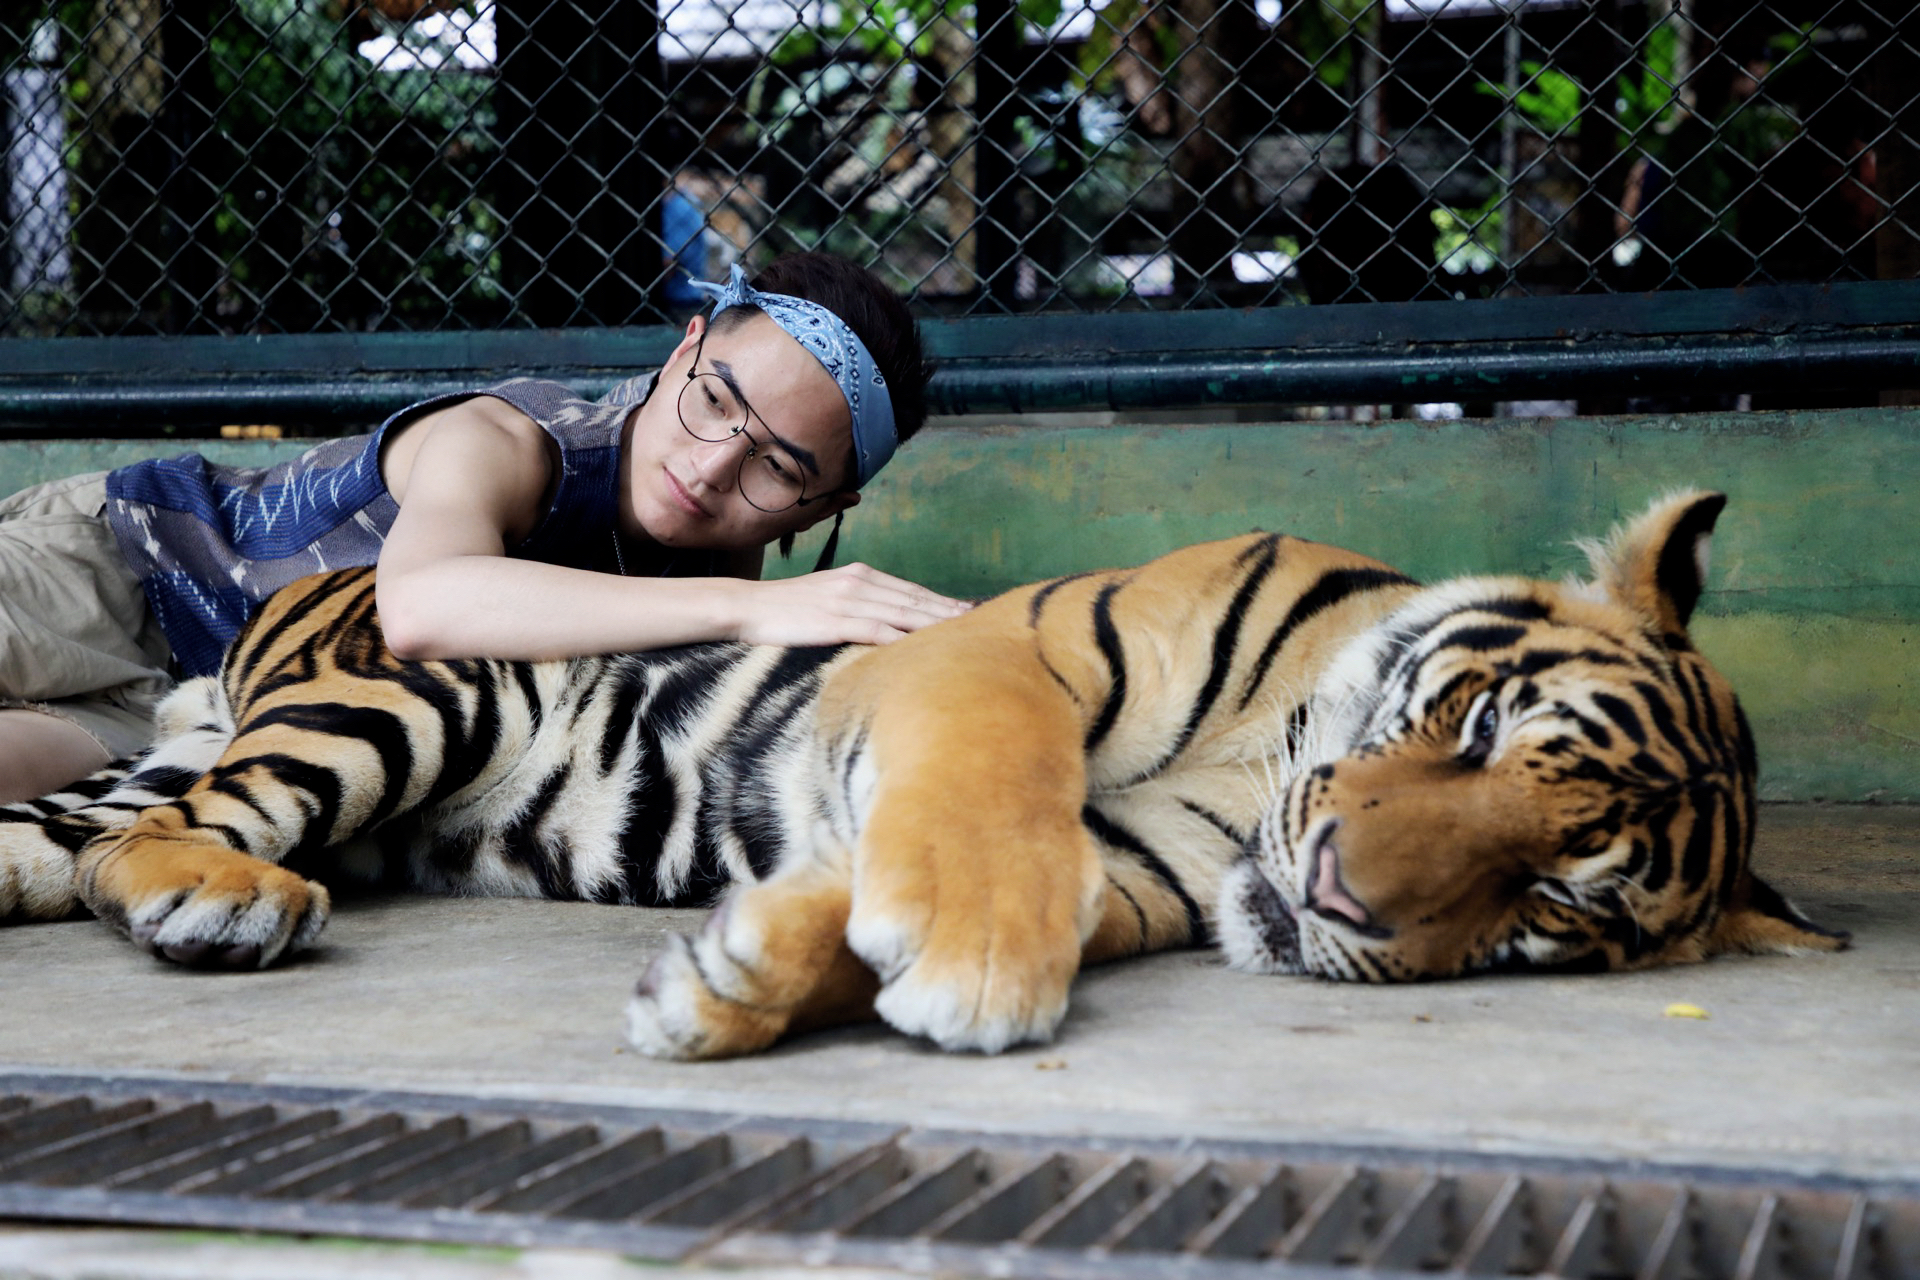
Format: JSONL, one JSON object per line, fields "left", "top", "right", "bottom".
{"left": 665, "top": 315, "right": 706, "bottom": 372}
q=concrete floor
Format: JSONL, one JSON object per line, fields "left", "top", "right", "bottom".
{"left": 1, "top": 804, "right": 1915, "bottom": 1194}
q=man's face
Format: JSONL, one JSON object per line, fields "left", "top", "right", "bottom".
{"left": 628, "top": 311, "right": 856, "bottom": 550}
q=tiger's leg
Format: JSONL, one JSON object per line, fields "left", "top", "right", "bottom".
{"left": 625, "top": 843, "right": 880, "bottom": 1060}
{"left": 74, "top": 697, "right": 423, "bottom": 968}
{"left": 638, "top": 629, "right": 1105, "bottom": 1057}
{"left": 0, "top": 677, "right": 233, "bottom": 923}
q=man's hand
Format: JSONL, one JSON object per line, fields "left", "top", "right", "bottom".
{"left": 731, "top": 564, "right": 972, "bottom": 647}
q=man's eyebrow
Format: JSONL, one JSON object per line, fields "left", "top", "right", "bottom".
{"left": 710, "top": 358, "right": 823, "bottom": 477}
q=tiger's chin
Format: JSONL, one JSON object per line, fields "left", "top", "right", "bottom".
{"left": 1217, "top": 858, "right": 1305, "bottom": 975}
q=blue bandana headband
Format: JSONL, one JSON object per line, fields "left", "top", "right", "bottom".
{"left": 689, "top": 264, "right": 898, "bottom": 489}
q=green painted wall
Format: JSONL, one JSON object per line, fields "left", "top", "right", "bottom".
{"left": 3, "top": 407, "right": 1912, "bottom": 801}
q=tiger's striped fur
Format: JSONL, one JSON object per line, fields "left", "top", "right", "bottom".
{"left": 0, "top": 492, "right": 1843, "bottom": 1057}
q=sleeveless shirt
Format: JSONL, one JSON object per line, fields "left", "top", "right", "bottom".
{"left": 106, "top": 373, "right": 673, "bottom": 678}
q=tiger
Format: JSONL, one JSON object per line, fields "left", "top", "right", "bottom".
{"left": 0, "top": 491, "right": 1845, "bottom": 1058}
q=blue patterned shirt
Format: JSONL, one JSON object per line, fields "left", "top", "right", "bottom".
{"left": 107, "top": 375, "right": 660, "bottom": 678}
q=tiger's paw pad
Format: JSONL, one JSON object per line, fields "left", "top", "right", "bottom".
{"left": 625, "top": 933, "right": 787, "bottom": 1061}
{"left": 117, "top": 871, "right": 329, "bottom": 970}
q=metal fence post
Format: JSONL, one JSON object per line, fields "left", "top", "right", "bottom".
{"left": 496, "top": 0, "right": 669, "bottom": 326}
{"left": 972, "top": 0, "right": 1021, "bottom": 309}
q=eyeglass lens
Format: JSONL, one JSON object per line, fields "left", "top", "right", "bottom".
{"left": 678, "top": 373, "right": 807, "bottom": 513}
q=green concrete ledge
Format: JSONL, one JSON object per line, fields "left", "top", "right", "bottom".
{"left": 1, "top": 404, "right": 1911, "bottom": 801}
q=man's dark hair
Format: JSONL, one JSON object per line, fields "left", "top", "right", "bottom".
{"left": 709, "top": 251, "right": 934, "bottom": 462}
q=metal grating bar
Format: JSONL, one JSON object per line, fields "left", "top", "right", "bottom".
{"left": 185, "top": 1114, "right": 406, "bottom": 1197}
{"left": 473, "top": 1128, "right": 666, "bottom": 1214}
{"left": 1099, "top": 1156, "right": 1225, "bottom": 1252}
{"left": 840, "top": 1148, "right": 991, "bottom": 1238}
{"left": 1016, "top": 1155, "right": 1150, "bottom": 1250}
{"left": 1275, "top": 1166, "right": 1373, "bottom": 1264}
{"left": 640, "top": 1137, "right": 813, "bottom": 1228}
{"left": 0, "top": 1098, "right": 152, "bottom": 1159}
{"left": 104, "top": 1110, "right": 341, "bottom": 1193}
{"left": 1360, "top": 1171, "right": 1453, "bottom": 1271}
{"left": 1184, "top": 1165, "right": 1293, "bottom": 1259}
{"left": 551, "top": 1133, "right": 733, "bottom": 1221}
{"left": 923, "top": 1153, "right": 1071, "bottom": 1245}
{"left": 401, "top": 1124, "right": 600, "bottom": 1211}
{"left": 1, "top": 1078, "right": 1917, "bottom": 1278}
{"left": 334, "top": 1121, "right": 534, "bottom": 1205}
{"left": 1454, "top": 1172, "right": 1532, "bottom": 1275}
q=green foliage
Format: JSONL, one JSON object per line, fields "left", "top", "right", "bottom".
{"left": 1476, "top": 22, "right": 1681, "bottom": 147}
{"left": 1433, "top": 199, "right": 1500, "bottom": 277}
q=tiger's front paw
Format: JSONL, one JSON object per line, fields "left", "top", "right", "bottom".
{"left": 81, "top": 837, "right": 329, "bottom": 969}
{"left": 850, "top": 907, "right": 1085, "bottom": 1054}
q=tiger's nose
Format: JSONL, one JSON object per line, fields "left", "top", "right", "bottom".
{"left": 1304, "top": 820, "right": 1390, "bottom": 937}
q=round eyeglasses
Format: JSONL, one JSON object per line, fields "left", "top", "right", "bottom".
{"left": 676, "top": 364, "right": 821, "bottom": 514}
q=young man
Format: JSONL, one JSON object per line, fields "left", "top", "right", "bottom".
{"left": 0, "top": 252, "right": 965, "bottom": 802}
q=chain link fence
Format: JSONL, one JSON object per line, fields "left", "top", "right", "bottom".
{"left": 1, "top": 0, "right": 1915, "bottom": 337}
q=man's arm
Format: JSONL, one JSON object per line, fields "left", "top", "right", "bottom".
{"left": 374, "top": 399, "right": 967, "bottom": 661}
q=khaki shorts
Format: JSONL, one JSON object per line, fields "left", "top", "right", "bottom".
{"left": 0, "top": 471, "right": 172, "bottom": 760}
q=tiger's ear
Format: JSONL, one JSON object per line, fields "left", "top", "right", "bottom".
{"left": 1583, "top": 490, "right": 1728, "bottom": 637}
{"left": 1707, "top": 872, "right": 1850, "bottom": 957}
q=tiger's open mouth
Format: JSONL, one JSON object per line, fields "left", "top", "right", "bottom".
{"left": 1220, "top": 856, "right": 1303, "bottom": 974}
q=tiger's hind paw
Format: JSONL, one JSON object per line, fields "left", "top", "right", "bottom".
{"left": 625, "top": 866, "right": 873, "bottom": 1060}
{"left": 0, "top": 818, "right": 81, "bottom": 921}
{"left": 624, "top": 929, "right": 789, "bottom": 1061}
{"left": 84, "top": 840, "right": 329, "bottom": 969}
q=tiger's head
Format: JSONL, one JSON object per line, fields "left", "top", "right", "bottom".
{"left": 1220, "top": 491, "right": 1847, "bottom": 982}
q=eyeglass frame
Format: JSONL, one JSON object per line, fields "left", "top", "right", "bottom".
{"left": 675, "top": 332, "right": 843, "bottom": 514}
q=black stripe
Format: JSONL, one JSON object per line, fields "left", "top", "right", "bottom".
{"left": 1437, "top": 623, "right": 1528, "bottom": 654}
{"left": 1108, "top": 873, "right": 1151, "bottom": 948}
{"left": 1420, "top": 670, "right": 1479, "bottom": 720}
{"left": 1241, "top": 568, "right": 1416, "bottom": 713}
{"left": 598, "top": 671, "right": 649, "bottom": 775}
{"left": 204, "top": 754, "right": 349, "bottom": 857}
{"left": 1556, "top": 799, "right": 1626, "bottom": 857}
{"left": 1679, "top": 786, "right": 1719, "bottom": 891}
{"left": 1084, "top": 581, "right": 1130, "bottom": 753}
{"left": 125, "top": 764, "right": 206, "bottom": 800}
{"left": 838, "top": 720, "right": 872, "bottom": 816}
{"left": 244, "top": 703, "right": 416, "bottom": 829}
{"left": 498, "top": 763, "right": 578, "bottom": 900}
{"left": 1635, "top": 680, "right": 1705, "bottom": 778}
{"left": 1285, "top": 701, "right": 1311, "bottom": 761}
{"left": 227, "top": 569, "right": 371, "bottom": 689}
{"left": 1639, "top": 802, "right": 1677, "bottom": 894}
{"left": 1134, "top": 537, "right": 1281, "bottom": 782}
{"left": 1179, "top": 799, "right": 1249, "bottom": 847}
{"left": 1590, "top": 692, "right": 1647, "bottom": 746}
{"left": 1372, "top": 595, "right": 1548, "bottom": 687}
{"left": 1027, "top": 571, "right": 1096, "bottom": 628}
{"left": 617, "top": 717, "right": 677, "bottom": 906}
{"left": 1687, "top": 661, "right": 1730, "bottom": 771}
{"left": 510, "top": 664, "right": 545, "bottom": 734}
{"left": 1081, "top": 804, "right": 1208, "bottom": 945}
{"left": 423, "top": 661, "right": 506, "bottom": 806}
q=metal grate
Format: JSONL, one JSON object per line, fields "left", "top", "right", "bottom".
{"left": 2, "top": 1076, "right": 1918, "bottom": 1276}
